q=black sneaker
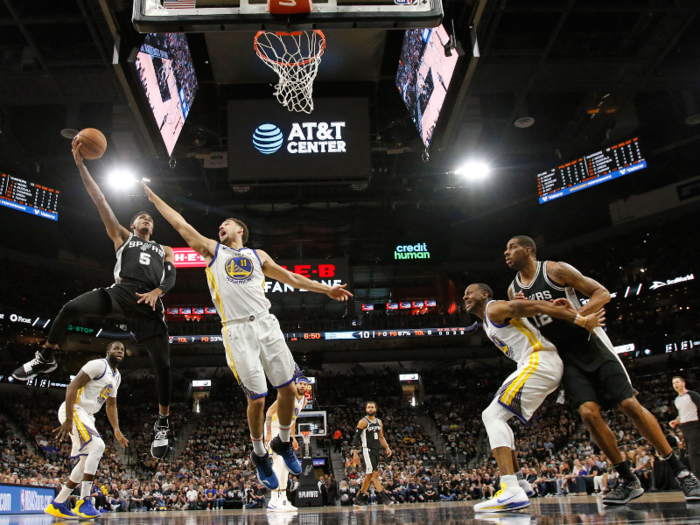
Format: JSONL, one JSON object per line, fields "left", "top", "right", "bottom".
{"left": 150, "top": 420, "right": 170, "bottom": 460}
{"left": 676, "top": 470, "right": 700, "bottom": 501}
{"left": 380, "top": 491, "right": 394, "bottom": 506}
{"left": 354, "top": 491, "right": 368, "bottom": 508}
{"left": 602, "top": 478, "right": 644, "bottom": 506}
{"left": 270, "top": 435, "right": 302, "bottom": 475}
{"left": 12, "top": 351, "right": 57, "bottom": 381}
{"left": 250, "top": 451, "right": 278, "bottom": 490}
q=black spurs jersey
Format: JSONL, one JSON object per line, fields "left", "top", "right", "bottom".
{"left": 359, "top": 417, "right": 383, "bottom": 450}
{"left": 114, "top": 232, "right": 167, "bottom": 289}
{"left": 511, "top": 260, "right": 617, "bottom": 370}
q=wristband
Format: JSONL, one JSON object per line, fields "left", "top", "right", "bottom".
{"left": 574, "top": 314, "right": 587, "bottom": 328}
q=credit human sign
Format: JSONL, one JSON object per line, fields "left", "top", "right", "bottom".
{"left": 394, "top": 243, "right": 430, "bottom": 260}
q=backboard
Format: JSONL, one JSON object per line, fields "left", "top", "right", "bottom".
{"left": 133, "top": 0, "right": 443, "bottom": 33}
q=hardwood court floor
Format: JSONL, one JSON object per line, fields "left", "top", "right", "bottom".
{"left": 11, "top": 492, "right": 700, "bottom": 525}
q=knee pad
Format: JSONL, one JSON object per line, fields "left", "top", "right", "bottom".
{"left": 482, "top": 406, "right": 515, "bottom": 450}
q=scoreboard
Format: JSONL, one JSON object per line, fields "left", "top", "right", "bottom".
{"left": 168, "top": 323, "right": 479, "bottom": 344}
{"left": 0, "top": 173, "right": 59, "bottom": 221}
{"left": 538, "top": 138, "right": 646, "bottom": 204}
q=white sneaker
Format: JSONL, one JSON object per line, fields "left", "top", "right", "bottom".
{"left": 519, "top": 479, "right": 535, "bottom": 498}
{"left": 266, "top": 496, "right": 279, "bottom": 512}
{"left": 474, "top": 484, "right": 530, "bottom": 513}
{"left": 274, "top": 499, "right": 298, "bottom": 513}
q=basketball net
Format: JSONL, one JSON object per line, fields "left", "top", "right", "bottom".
{"left": 254, "top": 30, "right": 326, "bottom": 114}
{"left": 300, "top": 430, "right": 312, "bottom": 458}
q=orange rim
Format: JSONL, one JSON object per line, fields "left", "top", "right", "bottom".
{"left": 254, "top": 30, "right": 326, "bottom": 68}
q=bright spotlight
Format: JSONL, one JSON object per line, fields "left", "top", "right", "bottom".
{"left": 454, "top": 161, "right": 490, "bottom": 180}
{"left": 108, "top": 170, "right": 138, "bottom": 189}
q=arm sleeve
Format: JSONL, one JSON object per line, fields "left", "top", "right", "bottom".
{"left": 352, "top": 428, "right": 362, "bottom": 448}
{"left": 158, "top": 262, "right": 177, "bottom": 295}
{"left": 689, "top": 391, "right": 700, "bottom": 411}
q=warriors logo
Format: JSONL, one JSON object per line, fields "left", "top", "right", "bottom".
{"left": 224, "top": 256, "right": 255, "bottom": 284}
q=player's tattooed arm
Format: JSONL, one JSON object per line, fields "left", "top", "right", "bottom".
{"left": 141, "top": 181, "right": 217, "bottom": 261}
{"left": 257, "top": 250, "right": 353, "bottom": 301}
{"left": 488, "top": 299, "right": 605, "bottom": 333}
{"left": 53, "top": 371, "right": 91, "bottom": 441}
{"left": 106, "top": 397, "right": 129, "bottom": 448}
{"left": 547, "top": 261, "right": 611, "bottom": 316}
{"left": 72, "top": 137, "right": 130, "bottom": 249}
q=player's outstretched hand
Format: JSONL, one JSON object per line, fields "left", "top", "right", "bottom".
{"left": 115, "top": 430, "right": 129, "bottom": 448}
{"left": 54, "top": 420, "right": 74, "bottom": 442}
{"left": 514, "top": 291, "right": 527, "bottom": 300}
{"left": 71, "top": 136, "right": 84, "bottom": 165}
{"left": 141, "top": 180, "right": 157, "bottom": 201}
{"left": 136, "top": 288, "right": 164, "bottom": 310}
{"left": 585, "top": 309, "right": 606, "bottom": 331}
{"left": 352, "top": 450, "right": 360, "bottom": 467}
{"left": 327, "top": 284, "right": 353, "bottom": 301}
{"left": 550, "top": 297, "right": 577, "bottom": 316}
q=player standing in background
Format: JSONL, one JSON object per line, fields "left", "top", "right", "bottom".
{"left": 264, "top": 376, "right": 309, "bottom": 512}
{"left": 670, "top": 376, "right": 700, "bottom": 478}
{"left": 351, "top": 401, "right": 393, "bottom": 508}
{"left": 463, "top": 283, "right": 604, "bottom": 512}
{"left": 44, "top": 342, "right": 129, "bottom": 519}
{"left": 505, "top": 235, "right": 700, "bottom": 504}
{"left": 140, "top": 181, "right": 352, "bottom": 490}
{"left": 14, "top": 138, "right": 176, "bottom": 460}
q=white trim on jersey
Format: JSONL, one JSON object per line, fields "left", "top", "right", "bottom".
{"left": 113, "top": 233, "right": 133, "bottom": 284}
{"left": 362, "top": 448, "right": 374, "bottom": 474}
{"left": 542, "top": 262, "right": 566, "bottom": 292}
{"left": 515, "top": 261, "right": 541, "bottom": 290}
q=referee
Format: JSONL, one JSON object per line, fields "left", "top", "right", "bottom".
{"left": 671, "top": 376, "right": 700, "bottom": 478}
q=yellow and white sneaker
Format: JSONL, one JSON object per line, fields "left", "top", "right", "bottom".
{"left": 474, "top": 483, "right": 530, "bottom": 513}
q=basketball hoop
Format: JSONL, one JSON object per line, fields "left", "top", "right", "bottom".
{"left": 300, "top": 430, "right": 312, "bottom": 458}
{"left": 254, "top": 30, "right": 326, "bottom": 114}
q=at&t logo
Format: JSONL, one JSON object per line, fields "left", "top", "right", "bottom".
{"left": 253, "top": 124, "right": 284, "bottom": 154}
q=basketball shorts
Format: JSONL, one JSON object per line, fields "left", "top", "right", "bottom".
{"left": 221, "top": 311, "right": 301, "bottom": 399}
{"left": 104, "top": 283, "right": 168, "bottom": 342}
{"left": 58, "top": 402, "right": 102, "bottom": 458}
{"left": 493, "top": 349, "right": 564, "bottom": 422}
{"left": 361, "top": 448, "right": 381, "bottom": 474}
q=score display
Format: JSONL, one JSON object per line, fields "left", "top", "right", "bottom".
{"left": 0, "top": 173, "right": 59, "bottom": 221}
{"left": 538, "top": 138, "right": 646, "bottom": 204}
{"left": 167, "top": 324, "right": 479, "bottom": 344}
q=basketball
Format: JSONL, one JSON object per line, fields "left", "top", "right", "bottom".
{"left": 77, "top": 128, "right": 107, "bottom": 160}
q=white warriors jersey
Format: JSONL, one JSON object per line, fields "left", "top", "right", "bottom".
{"left": 205, "top": 244, "right": 271, "bottom": 322}
{"left": 483, "top": 300, "right": 557, "bottom": 367}
{"left": 270, "top": 395, "right": 307, "bottom": 436}
{"left": 71, "top": 359, "right": 121, "bottom": 415}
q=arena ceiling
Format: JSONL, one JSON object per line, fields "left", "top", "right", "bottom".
{"left": 1, "top": 0, "right": 699, "bottom": 263}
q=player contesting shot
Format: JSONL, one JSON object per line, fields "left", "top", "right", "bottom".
{"left": 463, "top": 283, "right": 604, "bottom": 512}
{"left": 505, "top": 235, "right": 700, "bottom": 504}
{"left": 13, "top": 137, "right": 177, "bottom": 460}
{"left": 140, "top": 180, "right": 353, "bottom": 490}
{"left": 351, "top": 401, "right": 393, "bottom": 508}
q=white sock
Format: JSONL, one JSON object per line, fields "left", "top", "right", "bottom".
{"left": 279, "top": 424, "right": 292, "bottom": 442}
{"left": 81, "top": 481, "right": 92, "bottom": 499}
{"left": 251, "top": 435, "right": 267, "bottom": 456}
{"left": 54, "top": 485, "right": 74, "bottom": 504}
{"left": 501, "top": 474, "right": 519, "bottom": 491}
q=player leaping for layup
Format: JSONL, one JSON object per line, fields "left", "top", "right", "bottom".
{"left": 264, "top": 376, "right": 309, "bottom": 513}
{"left": 505, "top": 235, "right": 700, "bottom": 504}
{"left": 14, "top": 137, "right": 176, "bottom": 460}
{"left": 141, "top": 181, "right": 352, "bottom": 490}
{"left": 463, "top": 283, "right": 604, "bottom": 512}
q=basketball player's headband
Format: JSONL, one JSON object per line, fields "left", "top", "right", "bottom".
{"left": 295, "top": 376, "right": 310, "bottom": 384}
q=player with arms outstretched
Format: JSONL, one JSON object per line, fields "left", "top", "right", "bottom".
{"left": 14, "top": 138, "right": 176, "bottom": 459}
{"left": 264, "top": 376, "right": 309, "bottom": 512}
{"left": 140, "top": 181, "right": 352, "bottom": 490}
{"left": 351, "top": 401, "right": 393, "bottom": 508}
{"left": 464, "top": 283, "right": 604, "bottom": 512}
{"left": 505, "top": 235, "right": 700, "bottom": 504}
{"left": 45, "top": 342, "right": 129, "bottom": 519}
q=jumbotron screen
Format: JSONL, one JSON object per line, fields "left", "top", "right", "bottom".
{"left": 134, "top": 33, "right": 199, "bottom": 156}
{"left": 538, "top": 137, "right": 647, "bottom": 204}
{"left": 396, "top": 25, "right": 459, "bottom": 147}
